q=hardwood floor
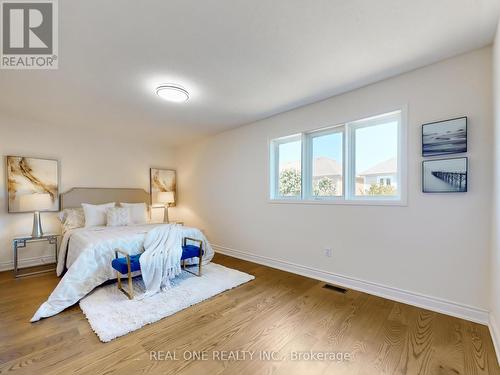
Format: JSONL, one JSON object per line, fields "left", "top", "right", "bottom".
{"left": 0, "top": 254, "right": 498, "bottom": 375}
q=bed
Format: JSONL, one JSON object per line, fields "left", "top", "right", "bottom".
{"left": 31, "top": 188, "right": 213, "bottom": 322}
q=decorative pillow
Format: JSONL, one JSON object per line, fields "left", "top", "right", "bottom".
{"left": 106, "top": 207, "right": 131, "bottom": 227}
{"left": 58, "top": 208, "right": 85, "bottom": 232}
{"left": 120, "top": 202, "right": 148, "bottom": 225}
{"left": 82, "top": 202, "right": 115, "bottom": 227}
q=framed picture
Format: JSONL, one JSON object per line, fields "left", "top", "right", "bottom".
{"left": 150, "top": 168, "right": 176, "bottom": 206}
{"left": 422, "top": 116, "right": 467, "bottom": 157}
{"left": 422, "top": 157, "right": 467, "bottom": 193}
{"left": 6, "top": 156, "right": 59, "bottom": 212}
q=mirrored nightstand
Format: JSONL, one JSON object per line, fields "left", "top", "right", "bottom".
{"left": 13, "top": 234, "right": 60, "bottom": 278}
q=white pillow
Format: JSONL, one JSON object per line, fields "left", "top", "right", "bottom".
{"left": 120, "top": 202, "right": 148, "bottom": 225}
{"left": 106, "top": 207, "right": 131, "bottom": 227}
{"left": 82, "top": 202, "right": 115, "bottom": 227}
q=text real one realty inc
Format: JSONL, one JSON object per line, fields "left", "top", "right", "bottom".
{"left": 150, "top": 350, "right": 353, "bottom": 362}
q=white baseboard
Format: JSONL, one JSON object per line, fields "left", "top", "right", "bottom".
{"left": 213, "top": 244, "right": 490, "bottom": 325}
{"left": 0, "top": 255, "right": 56, "bottom": 272}
{"left": 490, "top": 314, "right": 500, "bottom": 364}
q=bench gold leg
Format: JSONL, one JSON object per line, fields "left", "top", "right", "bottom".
{"left": 128, "top": 269, "right": 133, "bottom": 299}
{"left": 115, "top": 249, "right": 134, "bottom": 299}
{"left": 198, "top": 244, "right": 203, "bottom": 276}
{"left": 117, "top": 275, "right": 133, "bottom": 299}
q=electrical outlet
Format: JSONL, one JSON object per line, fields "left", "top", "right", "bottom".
{"left": 324, "top": 248, "right": 333, "bottom": 257}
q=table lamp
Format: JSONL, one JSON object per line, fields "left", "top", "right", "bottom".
{"left": 157, "top": 191, "right": 175, "bottom": 223}
{"left": 19, "top": 193, "right": 52, "bottom": 238}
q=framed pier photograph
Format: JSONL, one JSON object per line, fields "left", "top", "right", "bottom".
{"left": 422, "top": 157, "right": 467, "bottom": 193}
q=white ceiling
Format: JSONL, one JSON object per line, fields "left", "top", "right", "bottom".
{"left": 1, "top": 0, "right": 499, "bottom": 146}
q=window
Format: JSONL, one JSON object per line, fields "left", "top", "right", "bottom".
{"left": 271, "top": 135, "right": 302, "bottom": 199}
{"left": 310, "top": 130, "right": 343, "bottom": 197}
{"left": 270, "top": 110, "right": 405, "bottom": 204}
{"left": 352, "top": 114, "right": 399, "bottom": 197}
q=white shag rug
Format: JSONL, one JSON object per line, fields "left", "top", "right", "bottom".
{"left": 79, "top": 263, "right": 254, "bottom": 342}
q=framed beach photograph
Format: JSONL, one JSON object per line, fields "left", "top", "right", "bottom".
{"left": 150, "top": 168, "right": 176, "bottom": 207}
{"left": 422, "top": 157, "right": 467, "bottom": 193}
{"left": 6, "top": 156, "right": 59, "bottom": 213}
{"left": 422, "top": 117, "right": 467, "bottom": 157}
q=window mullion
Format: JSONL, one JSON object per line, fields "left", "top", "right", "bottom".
{"left": 273, "top": 141, "right": 279, "bottom": 199}
{"left": 301, "top": 133, "right": 310, "bottom": 200}
{"left": 341, "top": 125, "right": 347, "bottom": 200}
{"left": 345, "top": 123, "right": 354, "bottom": 200}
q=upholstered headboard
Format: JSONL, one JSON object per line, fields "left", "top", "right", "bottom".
{"left": 60, "top": 188, "right": 150, "bottom": 209}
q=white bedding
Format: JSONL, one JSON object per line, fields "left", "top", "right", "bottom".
{"left": 31, "top": 223, "right": 213, "bottom": 321}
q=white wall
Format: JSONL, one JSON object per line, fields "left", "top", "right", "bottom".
{"left": 0, "top": 115, "right": 176, "bottom": 270}
{"left": 177, "top": 47, "right": 493, "bottom": 316}
{"left": 491, "top": 21, "right": 500, "bottom": 358}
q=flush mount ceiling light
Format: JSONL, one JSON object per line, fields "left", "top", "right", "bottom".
{"left": 155, "top": 84, "right": 189, "bottom": 103}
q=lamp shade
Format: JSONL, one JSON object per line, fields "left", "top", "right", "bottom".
{"left": 19, "top": 193, "right": 53, "bottom": 211}
{"left": 157, "top": 191, "right": 175, "bottom": 205}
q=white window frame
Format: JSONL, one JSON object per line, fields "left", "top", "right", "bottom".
{"left": 347, "top": 110, "right": 404, "bottom": 202}
{"left": 304, "top": 125, "right": 345, "bottom": 201}
{"left": 270, "top": 134, "right": 302, "bottom": 200}
{"left": 269, "top": 107, "right": 407, "bottom": 206}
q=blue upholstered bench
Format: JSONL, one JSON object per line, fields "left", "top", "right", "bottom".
{"left": 111, "top": 237, "right": 204, "bottom": 299}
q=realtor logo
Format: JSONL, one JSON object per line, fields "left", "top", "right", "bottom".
{"left": 1, "top": 0, "right": 58, "bottom": 69}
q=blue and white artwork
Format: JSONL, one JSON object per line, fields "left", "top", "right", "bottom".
{"left": 422, "top": 157, "right": 467, "bottom": 193}
{"left": 422, "top": 117, "right": 467, "bottom": 157}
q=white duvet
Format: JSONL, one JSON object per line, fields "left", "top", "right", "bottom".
{"left": 31, "top": 223, "right": 213, "bottom": 321}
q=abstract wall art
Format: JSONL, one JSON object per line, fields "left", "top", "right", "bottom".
{"left": 6, "top": 156, "right": 59, "bottom": 212}
{"left": 150, "top": 168, "right": 176, "bottom": 207}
